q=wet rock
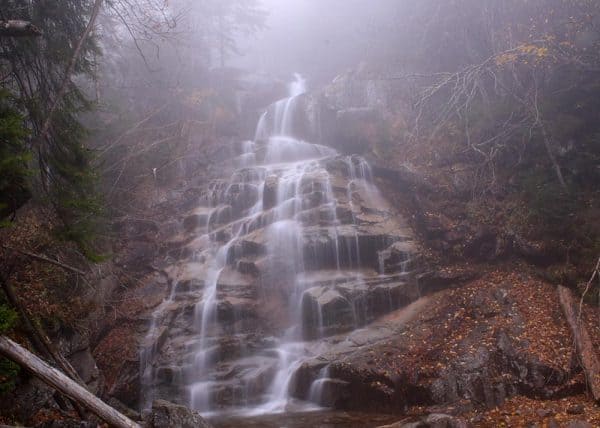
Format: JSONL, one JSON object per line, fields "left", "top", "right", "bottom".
{"left": 236, "top": 259, "right": 260, "bottom": 276}
{"left": 226, "top": 183, "right": 260, "bottom": 216}
{"left": 378, "top": 241, "right": 415, "bottom": 274}
{"left": 217, "top": 296, "right": 257, "bottom": 324}
{"left": 289, "top": 359, "right": 330, "bottom": 399}
{"left": 367, "top": 282, "right": 417, "bottom": 317}
{"left": 382, "top": 413, "right": 469, "bottom": 428}
{"left": 313, "top": 378, "right": 351, "bottom": 408}
{"left": 183, "top": 213, "right": 207, "bottom": 232}
{"left": 263, "top": 175, "right": 279, "bottom": 210}
{"left": 301, "top": 287, "right": 355, "bottom": 339}
{"left": 148, "top": 399, "right": 212, "bottom": 428}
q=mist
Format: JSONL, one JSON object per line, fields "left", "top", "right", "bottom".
{"left": 1, "top": 1, "right": 599, "bottom": 427}
{"left": 235, "top": 0, "right": 404, "bottom": 82}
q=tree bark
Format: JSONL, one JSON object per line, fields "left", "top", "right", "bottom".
{"left": 0, "top": 20, "right": 42, "bottom": 37}
{"left": 0, "top": 336, "right": 141, "bottom": 428}
{"left": 558, "top": 285, "right": 600, "bottom": 402}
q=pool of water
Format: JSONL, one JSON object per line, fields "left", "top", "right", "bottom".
{"left": 210, "top": 410, "right": 401, "bottom": 428}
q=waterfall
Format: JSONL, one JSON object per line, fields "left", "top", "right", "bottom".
{"left": 140, "top": 73, "right": 415, "bottom": 417}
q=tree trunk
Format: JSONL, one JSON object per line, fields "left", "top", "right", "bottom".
{"left": 0, "top": 336, "right": 141, "bottom": 428}
{"left": 558, "top": 285, "right": 600, "bottom": 402}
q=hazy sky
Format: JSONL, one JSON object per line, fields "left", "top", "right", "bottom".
{"left": 234, "top": 0, "right": 402, "bottom": 84}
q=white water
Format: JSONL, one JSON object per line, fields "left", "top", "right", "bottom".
{"left": 142, "top": 73, "right": 395, "bottom": 416}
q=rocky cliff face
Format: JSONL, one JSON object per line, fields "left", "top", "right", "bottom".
{"left": 130, "top": 100, "right": 421, "bottom": 413}
{"left": 93, "top": 72, "right": 600, "bottom": 427}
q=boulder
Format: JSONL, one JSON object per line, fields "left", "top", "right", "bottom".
{"left": 148, "top": 399, "right": 213, "bottom": 428}
{"left": 68, "top": 348, "right": 100, "bottom": 393}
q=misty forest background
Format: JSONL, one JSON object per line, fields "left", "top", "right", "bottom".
{"left": 0, "top": 0, "right": 599, "bottom": 409}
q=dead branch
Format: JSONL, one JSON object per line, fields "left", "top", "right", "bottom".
{"left": 558, "top": 285, "right": 600, "bottom": 402}
{"left": 578, "top": 256, "right": 600, "bottom": 324}
{"left": 2, "top": 245, "right": 86, "bottom": 275}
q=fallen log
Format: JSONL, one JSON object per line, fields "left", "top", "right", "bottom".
{"left": 558, "top": 285, "right": 600, "bottom": 402}
{"left": 0, "top": 336, "right": 141, "bottom": 428}
{"left": 0, "top": 20, "right": 42, "bottom": 37}
{"left": 0, "top": 272, "right": 87, "bottom": 418}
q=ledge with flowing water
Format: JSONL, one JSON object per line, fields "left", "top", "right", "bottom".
{"left": 138, "top": 74, "right": 420, "bottom": 416}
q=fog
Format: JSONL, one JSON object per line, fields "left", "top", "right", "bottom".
{"left": 236, "top": 0, "right": 404, "bottom": 82}
{"left": 2, "top": 0, "right": 600, "bottom": 426}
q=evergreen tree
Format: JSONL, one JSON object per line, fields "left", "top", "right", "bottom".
{"left": 0, "top": 0, "right": 102, "bottom": 256}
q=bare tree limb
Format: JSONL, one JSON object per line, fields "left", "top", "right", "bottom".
{"left": 0, "top": 20, "right": 42, "bottom": 37}
{"left": 578, "top": 256, "right": 600, "bottom": 324}
{"left": 2, "top": 245, "right": 86, "bottom": 275}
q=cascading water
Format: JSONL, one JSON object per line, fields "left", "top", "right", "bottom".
{"left": 140, "top": 73, "right": 417, "bottom": 417}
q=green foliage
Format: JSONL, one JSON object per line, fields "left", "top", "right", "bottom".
{"left": 0, "top": 357, "right": 19, "bottom": 395}
{"left": 1, "top": 1, "right": 104, "bottom": 257}
{"left": 48, "top": 106, "right": 105, "bottom": 260}
{"left": 0, "top": 91, "right": 31, "bottom": 222}
{"left": 0, "top": 304, "right": 17, "bottom": 335}
{"left": 0, "top": 298, "right": 19, "bottom": 395}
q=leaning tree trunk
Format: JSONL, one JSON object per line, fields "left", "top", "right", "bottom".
{"left": 558, "top": 285, "right": 600, "bottom": 402}
{"left": 0, "top": 336, "right": 141, "bottom": 428}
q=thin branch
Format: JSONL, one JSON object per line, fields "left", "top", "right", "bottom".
{"left": 2, "top": 245, "right": 86, "bottom": 275}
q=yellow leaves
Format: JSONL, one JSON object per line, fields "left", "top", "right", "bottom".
{"left": 495, "top": 43, "right": 554, "bottom": 67}
{"left": 183, "top": 88, "right": 213, "bottom": 108}
{"left": 495, "top": 52, "right": 519, "bottom": 66}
